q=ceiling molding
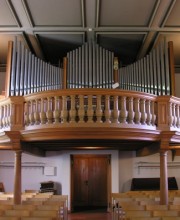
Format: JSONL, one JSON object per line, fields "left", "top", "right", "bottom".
{"left": 0, "top": 0, "right": 180, "bottom": 70}
{"left": 33, "top": 31, "right": 86, "bottom": 35}
{"left": 95, "top": 0, "right": 100, "bottom": 27}
{"left": 161, "top": 0, "right": 177, "bottom": 27}
{"left": 148, "top": 0, "right": 161, "bottom": 27}
{"left": 5, "top": 0, "right": 22, "bottom": 27}
{"left": 21, "top": 0, "right": 34, "bottom": 27}
{"left": 81, "top": 0, "right": 85, "bottom": 28}
{"left": 96, "top": 31, "right": 147, "bottom": 35}
{"left": 0, "top": 26, "right": 180, "bottom": 33}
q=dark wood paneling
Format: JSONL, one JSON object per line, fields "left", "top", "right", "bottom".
{"left": 71, "top": 155, "right": 110, "bottom": 210}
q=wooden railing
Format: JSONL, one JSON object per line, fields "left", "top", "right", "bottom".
{"left": 0, "top": 96, "right": 24, "bottom": 131}
{"left": 0, "top": 89, "right": 180, "bottom": 132}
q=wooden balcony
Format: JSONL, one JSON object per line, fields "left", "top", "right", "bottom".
{"left": 0, "top": 88, "right": 180, "bottom": 156}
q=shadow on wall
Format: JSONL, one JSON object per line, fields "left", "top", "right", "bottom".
{"left": 122, "top": 179, "right": 132, "bottom": 192}
{"left": 55, "top": 182, "right": 62, "bottom": 194}
{"left": 174, "top": 177, "right": 180, "bottom": 190}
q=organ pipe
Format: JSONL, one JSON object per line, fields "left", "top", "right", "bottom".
{"left": 7, "top": 38, "right": 173, "bottom": 97}
{"left": 118, "top": 38, "right": 172, "bottom": 95}
{"left": 66, "top": 42, "right": 114, "bottom": 88}
{"left": 9, "top": 39, "right": 63, "bottom": 96}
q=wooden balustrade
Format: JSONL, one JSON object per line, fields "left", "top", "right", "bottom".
{"left": 0, "top": 96, "right": 24, "bottom": 131}
{"left": 1, "top": 89, "right": 180, "bottom": 132}
{"left": 22, "top": 89, "right": 157, "bottom": 129}
{"left": 157, "top": 96, "right": 180, "bottom": 130}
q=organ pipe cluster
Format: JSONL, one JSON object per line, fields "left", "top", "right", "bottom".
{"left": 118, "top": 38, "right": 171, "bottom": 95}
{"left": 10, "top": 38, "right": 63, "bottom": 96}
{"left": 67, "top": 42, "right": 114, "bottom": 88}
{"left": 8, "top": 37, "right": 172, "bottom": 96}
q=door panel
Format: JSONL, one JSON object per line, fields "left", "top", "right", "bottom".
{"left": 73, "top": 157, "right": 89, "bottom": 206}
{"left": 72, "top": 155, "right": 109, "bottom": 209}
{"left": 89, "top": 157, "right": 108, "bottom": 206}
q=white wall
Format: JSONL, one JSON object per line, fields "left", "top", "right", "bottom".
{"left": 0, "top": 71, "right": 5, "bottom": 94}
{"left": 0, "top": 150, "right": 119, "bottom": 208}
{"left": 119, "top": 151, "right": 135, "bottom": 192}
{"left": 1, "top": 150, "right": 180, "bottom": 205}
{"left": 119, "top": 151, "right": 180, "bottom": 192}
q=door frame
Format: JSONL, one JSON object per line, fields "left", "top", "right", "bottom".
{"left": 70, "top": 154, "right": 111, "bottom": 212}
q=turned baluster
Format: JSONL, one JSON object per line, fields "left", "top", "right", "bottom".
{"left": 3, "top": 105, "right": 8, "bottom": 127}
{"left": 134, "top": 98, "right": 141, "bottom": 124}
{"left": 96, "top": 95, "right": 102, "bottom": 123}
{"left": 1, "top": 105, "right": 5, "bottom": 127}
{"left": 104, "top": 95, "right": 111, "bottom": 123}
{"left": 78, "top": 95, "right": 85, "bottom": 123}
{"left": 151, "top": 101, "right": 156, "bottom": 126}
{"left": 5, "top": 104, "right": 9, "bottom": 127}
{"left": 120, "top": 96, "right": 127, "bottom": 123}
{"left": 146, "top": 100, "right": 152, "bottom": 125}
{"left": 4, "top": 105, "right": 8, "bottom": 127}
{"left": 175, "top": 104, "right": 180, "bottom": 128}
{"left": 1, "top": 106, "right": 5, "bottom": 128}
{"left": 69, "top": 95, "right": 77, "bottom": 123}
{"left": 9, "top": 103, "right": 14, "bottom": 127}
{"left": 29, "top": 100, "right": 35, "bottom": 125}
{"left": 168, "top": 102, "right": 173, "bottom": 127}
{"left": 112, "top": 95, "right": 119, "bottom": 123}
{"left": 34, "top": 99, "right": 40, "bottom": 125}
{"left": 172, "top": 103, "right": 177, "bottom": 127}
{"left": 0, "top": 106, "right": 3, "bottom": 128}
{"left": 53, "top": 96, "right": 60, "bottom": 124}
{"left": 46, "top": 97, "right": 53, "bottom": 124}
{"left": 127, "top": 97, "right": 134, "bottom": 124}
{"left": 61, "top": 95, "right": 68, "bottom": 123}
{"left": 7, "top": 104, "right": 12, "bottom": 127}
{"left": 40, "top": 98, "right": 46, "bottom": 124}
{"left": 140, "top": 99, "right": 147, "bottom": 125}
{"left": 24, "top": 102, "right": 30, "bottom": 126}
{"left": 87, "top": 95, "right": 94, "bottom": 123}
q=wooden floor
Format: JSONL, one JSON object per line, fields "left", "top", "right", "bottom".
{"left": 68, "top": 209, "right": 112, "bottom": 220}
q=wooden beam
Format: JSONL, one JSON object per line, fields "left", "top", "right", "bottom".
{"left": 5, "top": 41, "right": 13, "bottom": 97}
{"left": 136, "top": 142, "right": 160, "bottom": 157}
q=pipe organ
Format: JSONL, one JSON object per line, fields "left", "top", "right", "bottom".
{"left": 118, "top": 38, "right": 171, "bottom": 96}
{"left": 66, "top": 42, "right": 114, "bottom": 89}
{"left": 7, "top": 37, "right": 173, "bottom": 97}
{"left": 9, "top": 38, "right": 63, "bottom": 97}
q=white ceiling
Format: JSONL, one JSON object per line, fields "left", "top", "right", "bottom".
{"left": 0, "top": 0, "right": 180, "bottom": 72}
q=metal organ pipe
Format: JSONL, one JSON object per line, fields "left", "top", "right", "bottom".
{"left": 8, "top": 38, "right": 171, "bottom": 97}
{"left": 20, "top": 43, "right": 25, "bottom": 96}
{"left": 15, "top": 41, "right": 21, "bottom": 96}
{"left": 118, "top": 38, "right": 171, "bottom": 95}
{"left": 9, "top": 39, "right": 63, "bottom": 96}
{"left": 24, "top": 48, "right": 28, "bottom": 95}
{"left": 66, "top": 42, "right": 114, "bottom": 88}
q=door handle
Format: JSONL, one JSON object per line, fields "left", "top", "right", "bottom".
{"left": 85, "top": 180, "right": 88, "bottom": 186}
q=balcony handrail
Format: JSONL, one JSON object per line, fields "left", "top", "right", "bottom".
{"left": 0, "top": 89, "right": 180, "bottom": 132}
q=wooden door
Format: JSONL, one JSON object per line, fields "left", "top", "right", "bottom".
{"left": 73, "top": 157, "right": 89, "bottom": 207}
{"left": 71, "top": 154, "right": 111, "bottom": 210}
